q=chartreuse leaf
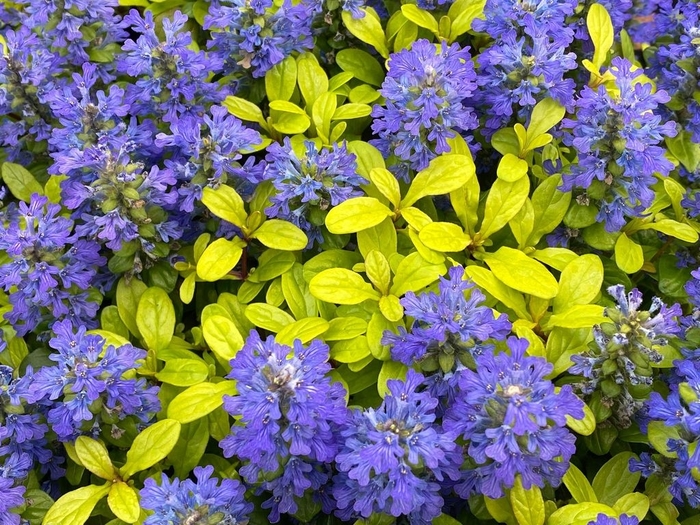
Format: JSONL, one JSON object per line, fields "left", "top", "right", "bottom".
{"left": 647, "top": 421, "right": 681, "bottom": 458}
{"left": 390, "top": 252, "right": 446, "bottom": 296}
{"left": 510, "top": 476, "right": 545, "bottom": 525}
{"left": 553, "top": 255, "right": 604, "bottom": 312}
{"left": 528, "top": 175, "right": 572, "bottom": 245}
{"left": 276, "top": 318, "right": 329, "bottom": 346}
{"left": 313, "top": 92, "right": 337, "bottom": 143}
{"left": 342, "top": 8, "right": 389, "bottom": 58}
{"left": 563, "top": 463, "right": 598, "bottom": 503}
{"left": 545, "top": 304, "right": 606, "bottom": 329}
{"left": 156, "top": 359, "right": 209, "bottom": 387}
{"left": 251, "top": 220, "right": 308, "bottom": 250}
{"left": 43, "top": 484, "right": 112, "bottom": 525}
{"left": 465, "top": 266, "right": 530, "bottom": 320}
{"left": 484, "top": 247, "right": 559, "bottom": 299}
{"left": 378, "top": 360, "right": 408, "bottom": 396}
{"left": 447, "top": 0, "right": 486, "bottom": 41}
{"left": 332, "top": 103, "right": 372, "bottom": 120}
{"left": 169, "top": 418, "right": 209, "bottom": 479}
{"left": 75, "top": 437, "right": 116, "bottom": 480}
{"left": 588, "top": 3, "right": 614, "bottom": 70}
{"left": 613, "top": 493, "right": 649, "bottom": 521}
{"left": 335, "top": 49, "right": 385, "bottom": 86}
{"left": 592, "top": 452, "right": 641, "bottom": 506}
{"left": 419, "top": 222, "right": 470, "bottom": 252}
{"left": 525, "top": 98, "right": 565, "bottom": 150}
{"left": 484, "top": 495, "right": 517, "bottom": 525}
{"left": 370, "top": 167, "right": 401, "bottom": 208}
{"left": 201, "top": 185, "right": 247, "bottom": 228}
{"left": 197, "top": 238, "right": 246, "bottom": 281}
{"left": 265, "top": 55, "right": 297, "bottom": 102}
{"left": 297, "top": 52, "right": 329, "bottom": 107}
{"left": 120, "top": 419, "right": 182, "bottom": 479}
{"left": 478, "top": 177, "right": 529, "bottom": 239}
{"left": 310, "top": 269, "right": 382, "bottom": 304}
{"left": 326, "top": 197, "right": 393, "bottom": 234}
{"left": 566, "top": 401, "right": 595, "bottom": 436}
{"left": 401, "top": 4, "right": 438, "bottom": 34}
{"left": 614, "top": 233, "right": 644, "bottom": 274}
{"left": 379, "top": 295, "right": 404, "bottom": 322}
{"left": 548, "top": 503, "right": 618, "bottom": 525}
{"left": 245, "top": 303, "right": 295, "bottom": 332}
{"left": 116, "top": 277, "right": 147, "bottom": 338}
{"left": 401, "top": 154, "right": 475, "bottom": 207}
{"left": 203, "top": 315, "right": 244, "bottom": 363}
{"left": 107, "top": 482, "right": 140, "bottom": 524}
{"left": 223, "top": 96, "right": 266, "bottom": 126}
{"left": 497, "top": 153, "right": 528, "bottom": 182}
{"left": 168, "top": 381, "right": 237, "bottom": 424}
{"left": 136, "top": 287, "right": 175, "bottom": 352}
{"left": 365, "top": 251, "right": 392, "bottom": 295}
{"left": 639, "top": 219, "right": 698, "bottom": 243}
{"left": 1, "top": 162, "right": 44, "bottom": 201}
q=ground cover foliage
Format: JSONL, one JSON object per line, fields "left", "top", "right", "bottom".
{"left": 1, "top": 0, "right": 700, "bottom": 524}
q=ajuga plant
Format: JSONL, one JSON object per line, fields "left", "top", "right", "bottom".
{"left": 3, "top": 1, "right": 700, "bottom": 525}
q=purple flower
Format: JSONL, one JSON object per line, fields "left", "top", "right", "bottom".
{"left": 0, "top": 476, "right": 25, "bottom": 525}
{"left": 476, "top": 19, "right": 577, "bottom": 137}
{"left": 220, "top": 331, "right": 348, "bottom": 522}
{"left": 333, "top": 370, "right": 461, "bottom": 525}
{"left": 30, "top": 320, "right": 160, "bottom": 442}
{"left": 445, "top": 337, "right": 584, "bottom": 498}
{"left": 0, "top": 194, "right": 104, "bottom": 336}
{"left": 473, "top": 0, "right": 578, "bottom": 39}
{"left": 586, "top": 513, "right": 640, "bottom": 525}
{"left": 264, "top": 139, "right": 366, "bottom": 245}
{"left": 371, "top": 39, "right": 478, "bottom": 175}
{"left": 204, "top": 0, "right": 317, "bottom": 78}
{"left": 140, "top": 466, "right": 252, "bottom": 525}
{"left": 561, "top": 57, "right": 678, "bottom": 232}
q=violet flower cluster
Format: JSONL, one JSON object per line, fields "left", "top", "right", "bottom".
{"left": 220, "top": 331, "right": 348, "bottom": 522}
{"left": 445, "top": 337, "right": 584, "bottom": 498}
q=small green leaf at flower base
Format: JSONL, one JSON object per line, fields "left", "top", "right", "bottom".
{"left": 120, "top": 419, "right": 182, "bottom": 479}
{"left": 203, "top": 315, "right": 244, "bottom": 363}
{"left": 107, "top": 482, "right": 140, "bottom": 524}
{"left": 1, "top": 162, "right": 44, "bottom": 202}
{"left": 155, "top": 358, "right": 210, "bottom": 387}
{"left": 75, "top": 437, "right": 116, "bottom": 481}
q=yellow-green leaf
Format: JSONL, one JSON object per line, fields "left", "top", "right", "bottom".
{"left": 369, "top": 167, "right": 401, "bottom": 208}
{"left": 201, "top": 185, "right": 247, "bottom": 227}
{"left": 43, "top": 484, "right": 111, "bottom": 525}
{"left": 401, "top": 154, "right": 476, "bottom": 208}
{"left": 418, "top": 222, "right": 470, "bottom": 252}
{"left": 251, "top": 219, "right": 308, "bottom": 250}
{"left": 196, "top": 238, "right": 245, "bottom": 281}
{"left": 553, "top": 255, "right": 604, "bottom": 312}
{"left": 614, "top": 234, "right": 644, "bottom": 274}
{"left": 497, "top": 153, "right": 528, "bottom": 182}
{"left": 589, "top": 3, "right": 614, "bottom": 69}
{"left": 484, "top": 247, "right": 559, "bottom": 299}
{"left": 121, "top": 419, "right": 182, "bottom": 478}
{"left": 310, "top": 268, "right": 382, "bottom": 304}
{"left": 167, "top": 382, "right": 237, "bottom": 424}
{"left": 479, "top": 176, "right": 530, "bottom": 239}
{"left": 107, "top": 483, "right": 140, "bottom": 524}
{"left": 326, "top": 197, "right": 393, "bottom": 234}
{"left": 203, "top": 315, "right": 244, "bottom": 363}
{"left": 510, "top": 476, "right": 545, "bottom": 525}
{"left": 75, "top": 437, "right": 116, "bottom": 481}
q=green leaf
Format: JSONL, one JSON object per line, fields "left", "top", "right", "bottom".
{"left": 43, "top": 484, "right": 111, "bottom": 525}
{"left": 326, "top": 197, "right": 393, "bottom": 234}
{"left": 201, "top": 185, "right": 247, "bottom": 228}
{"left": 222, "top": 96, "right": 265, "bottom": 125}
{"left": 497, "top": 153, "right": 528, "bottom": 182}
{"left": 639, "top": 219, "right": 699, "bottom": 243}
{"left": 75, "top": 437, "right": 116, "bottom": 481}
{"left": 331, "top": 336, "right": 372, "bottom": 363}
{"left": 484, "top": 495, "right": 517, "bottom": 525}
{"left": 400, "top": 4, "right": 438, "bottom": 33}
{"left": 342, "top": 8, "right": 390, "bottom": 58}
{"left": 265, "top": 56, "right": 297, "bottom": 101}
{"left": 484, "top": 247, "right": 559, "bottom": 299}
{"left": 271, "top": 112, "right": 311, "bottom": 134}
{"left": 650, "top": 502, "right": 679, "bottom": 525}
{"left": 465, "top": 266, "right": 529, "bottom": 320}
{"left": 297, "top": 52, "right": 329, "bottom": 107}
{"left": 418, "top": 222, "right": 470, "bottom": 252}
{"left": 107, "top": 483, "right": 140, "bottom": 524}
{"left": 335, "top": 49, "right": 385, "bottom": 86}
{"left": 203, "top": 315, "right": 244, "bottom": 363}
{"left": 251, "top": 219, "right": 308, "bottom": 250}
{"left": 136, "top": 287, "right": 175, "bottom": 352}
{"left": 168, "top": 418, "right": 210, "bottom": 479}
{"left": 390, "top": 252, "right": 446, "bottom": 297}
{"left": 647, "top": 421, "right": 681, "bottom": 458}
{"left": 553, "top": 255, "right": 604, "bottom": 312}
{"left": 379, "top": 294, "right": 404, "bottom": 322}
{"left": 588, "top": 3, "right": 614, "bottom": 69}
{"left": 614, "top": 234, "right": 644, "bottom": 274}
{"left": 378, "top": 360, "right": 408, "bottom": 396}
{"left": 121, "top": 419, "right": 182, "bottom": 479}
{"left": 282, "top": 264, "right": 316, "bottom": 319}
{"left": 566, "top": 401, "right": 596, "bottom": 436}
{"left": 479, "top": 176, "right": 529, "bottom": 239}
{"left": 156, "top": 359, "right": 209, "bottom": 387}
{"left": 245, "top": 303, "right": 295, "bottom": 332}
{"left": 592, "top": 452, "right": 641, "bottom": 506}
{"left": 276, "top": 318, "right": 330, "bottom": 346}
{"left": 510, "top": 476, "right": 545, "bottom": 525}
{"left": 310, "top": 269, "right": 382, "bottom": 304}
{"left": 196, "top": 238, "right": 245, "bottom": 281}
{"left": 116, "top": 277, "right": 147, "bottom": 338}
{"left": 401, "top": 154, "right": 475, "bottom": 207}
{"left": 369, "top": 168, "right": 401, "bottom": 208}
{"left": 447, "top": 0, "right": 486, "bottom": 40}
{"left": 167, "top": 382, "right": 237, "bottom": 424}
{"left": 548, "top": 503, "right": 618, "bottom": 525}
{"left": 324, "top": 317, "right": 367, "bottom": 341}
{"left": 613, "top": 493, "right": 649, "bottom": 521}
{"left": 546, "top": 304, "right": 606, "bottom": 329}
{"left": 21, "top": 489, "right": 54, "bottom": 525}
{"left": 357, "top": 217, "right": 398, "bottom": 260}
{"left": 332, "top": 103, "right": 372, "bottom": 120}
{"left": 1, "top": 162, "right": 43, "bottom": 201}
{"left": 525, "top": 98, "right": 566, "bottom": 149}
{"left": 365, "top": 250, "right": 392, "bottom": 295}
{"left": 313, "top": 92, "right": 337, "bottom": 143}
{"left": 563, "top": 463, "right": 598, "bottom": 503}
{"left": 528, "top": 175, "right": 572, "bottom": 244}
